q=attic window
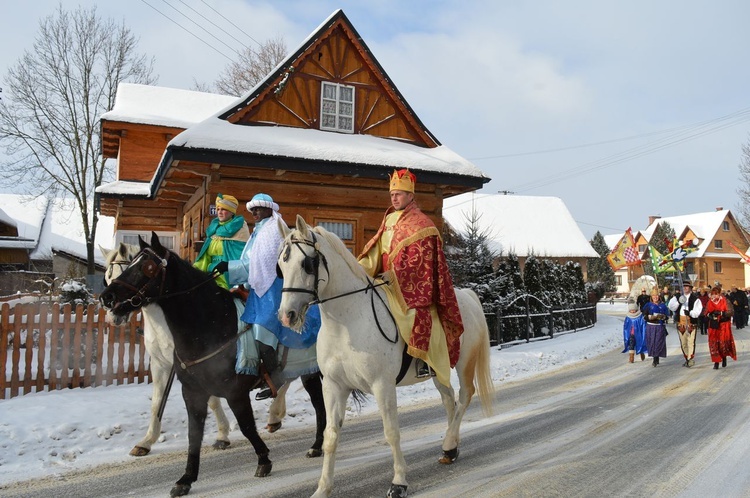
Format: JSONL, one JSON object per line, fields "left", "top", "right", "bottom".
{"left": 320, "top": 82, "right": 354, "bottom": 133}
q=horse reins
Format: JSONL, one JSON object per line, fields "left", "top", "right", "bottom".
{"left": 280, "top": 233, "right": 400, "bottom": 344}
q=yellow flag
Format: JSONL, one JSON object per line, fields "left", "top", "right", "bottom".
{"left": 607, "top": 228, "right": 640, "bottom": 270}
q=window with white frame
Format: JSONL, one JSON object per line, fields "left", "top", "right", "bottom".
{"left": 116, "top": 230, "right": 179, "bottom": 251}
{"left": 714, "top": 261, "right": 722, "bottom": 273}
{"left": 320, "top": 82, "right": 354, "bottom": 133}
{"left": 714, "top": 239, "right": 723, "bottom": 250}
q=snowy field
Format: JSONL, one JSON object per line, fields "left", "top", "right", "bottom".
{"left": 0, "top": 302, "right": 626, "bottom": 487}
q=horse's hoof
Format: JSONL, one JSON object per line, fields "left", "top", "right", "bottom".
{"left": 170, "top": 483, "right": 191, "bottom": 497}
{"left": 438, "top": 447, "right": 459, "bottom": 464}
{"left": 387, "top": 483, "right": 408, "bottom": 498}
{"left": 255, "top": 462, "right": 273, "bottom": 477}
{"left": 212, "top": 439, "right": 230, "bottom": 450}
{"left": 266, "top": 421, "right": 282, "bottom": 433}
{"left": 306, "top": 447, "right": 323, "bottom": 458}
{"left": 129, "top": 446, "right": 150, "bottom": 457}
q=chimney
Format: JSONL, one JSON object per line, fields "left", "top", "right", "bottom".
{"left": 648, "top": 215, "right": 661, "bottom": 226}
{"left": 716, "top": 207, "right": 723, "bottom": 211}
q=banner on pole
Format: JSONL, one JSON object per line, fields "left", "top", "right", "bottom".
{"left": 606, "top": 228, "right": 641, "bottom": 270}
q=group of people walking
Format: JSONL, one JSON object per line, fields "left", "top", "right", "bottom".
{"left": 623, "top": 281, "right": 737, "bottom": 369}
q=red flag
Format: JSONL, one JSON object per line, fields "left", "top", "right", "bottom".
{"left": 727, "top": 241, "right": 750, "bottom": 264}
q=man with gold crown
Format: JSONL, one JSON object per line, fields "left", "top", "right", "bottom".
{"left": 358, "top": 169, "right": 463, "bottom": 387}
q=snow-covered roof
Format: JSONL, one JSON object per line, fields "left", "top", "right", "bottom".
{"left": 100, "top": 83, "right": 237, "bottom": 129}
{"left": 172, "top": 124, "right": 484, "bottom": 177}
{"left": 0, "top": 194, "right": 114, "bottom": 265}
{"left": 640, "top": 209, "right": 736, "bottom": 259}
{"left": 443, "top": 193, "right": 598, "bottom": 258}
{"left": 0, "top": 206, "right": 17, "bottom": 229}
{"left": 603, "top": 233, "right": 623, "bottom": 250}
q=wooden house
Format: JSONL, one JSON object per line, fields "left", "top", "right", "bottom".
{"left": 97, "top": 10, "right": 489, "bottom": 260}
{"left": 628, "top": 209, "right": 750, "bottom": 290}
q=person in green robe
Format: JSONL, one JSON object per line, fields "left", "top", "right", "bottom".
{"left": 193, "top": 193, "right": 249, "bottom": 289}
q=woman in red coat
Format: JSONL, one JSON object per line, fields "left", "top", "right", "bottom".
{"left": 705, "top": 286, "right": 737, "bottom": 369}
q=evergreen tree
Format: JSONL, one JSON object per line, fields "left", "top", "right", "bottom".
{"left": 647, "top": 221, "right": 677, "bottom": 289}
{"left": 587, "top": 231, "right": 617, "bottom": 297}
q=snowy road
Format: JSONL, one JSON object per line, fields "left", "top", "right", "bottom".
{"left": 5, "top": 325, "right": 750, "bottom": 497}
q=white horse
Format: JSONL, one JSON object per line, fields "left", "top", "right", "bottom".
{"left": 101, "top": 243, "right": 290, "bottom": 456}
{"left": 276, "top": 216, "right": 495, "bottom": 498}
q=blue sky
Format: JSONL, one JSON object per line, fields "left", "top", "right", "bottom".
{"left": 1, "top": 0, "right": 749, "bottom": 239}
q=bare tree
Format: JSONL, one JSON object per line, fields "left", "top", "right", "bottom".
{"left": 210, "top": 36, "right": 287, "bottom": 96}
{"left": 737, "top": 139, "right": 750, "bottom": 230}
{"left": 0, "top": 5, "right": 155, "bottom": 275}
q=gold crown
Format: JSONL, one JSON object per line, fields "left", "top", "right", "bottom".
{"left": 389, "top": 169, "right": 416, "bottom": 193}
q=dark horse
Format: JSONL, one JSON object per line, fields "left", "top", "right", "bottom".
{"left": 100, "top": 233, "right": 326, "bottom": 497}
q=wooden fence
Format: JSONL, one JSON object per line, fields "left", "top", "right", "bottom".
{"left": 1, "top": 302, "right": 148, "bottom": 399}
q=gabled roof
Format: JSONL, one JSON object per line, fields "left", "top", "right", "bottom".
{"left": 641, "top": 209, "right": 744, "bottom": 258}
{"left": 0, "top": 194, "right": 114, "bottom": 264}
{"left": 443, "top": 193, "right": 598, "bottom": 258}
{"left": 98, "top": 9, "right": 488, "bottom": 200}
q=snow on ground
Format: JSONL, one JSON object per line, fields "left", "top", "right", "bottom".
{"left": 0, "top": 302, "right": 627, "bottom": 487}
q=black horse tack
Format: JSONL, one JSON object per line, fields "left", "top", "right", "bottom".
{"left": 100, "top": 232, "right": 325, "bottom": 497}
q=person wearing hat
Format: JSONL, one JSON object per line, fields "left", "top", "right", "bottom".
{"left": 358, "top": 169, "right": 463, "bottom": 387}
{"left": 668, "top": 280, "right": 702, "bottom": 368}
{"left": 636, "top": 288, "right": 650, "bottom": 315}
{"left": 643, "top": 289, "right": 669, "bottom": 366}
{"left": 705, "top": 285, "right": 737, "bottom": 369}
{"left": 221, "top": 193, "right": 320, "bottom": 400}
{"left": 193, "top": 193, "right": 249, "bottom": 289}
{"left": 622, "top": 298, "right": 647, "bottom": 363}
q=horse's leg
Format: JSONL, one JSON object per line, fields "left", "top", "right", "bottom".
{"left": 225, "top": 393, "right": 272, "bottom": 478}
{"left": 432, "top": 377, "right": 460, "bottom": 459}
{"left": 266, "top": 381, "right": 290, "bottom": 432}
{"left": 300, "top": 373, "right": 325, "bottom": 457}
{"left": 171, "top": 384, "right": 210, "bottom": 497}
{"left": 372, "top": 381, "right": 408, "bottom": 498}
{"left": 130, "top": 352, "right": 170, "bottom": 457}
{"left": 312, "top": 378, "right": 350, "bottom": 498}
{"left": 439, "top": 339, "right": 481, "bottom": 465}
{"left": 208, "top": 396, "right": 231, "bottom": 449}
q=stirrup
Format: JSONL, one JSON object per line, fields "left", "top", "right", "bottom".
{"left": 415, "top": 360, "right": 432, "bottom": 378}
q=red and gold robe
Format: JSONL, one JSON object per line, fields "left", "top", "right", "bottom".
{"left": 705, "top": 295, "right": 737, "bottom": 363}
{"left": 358, "top": 201, "right": 464, "bottom": 376}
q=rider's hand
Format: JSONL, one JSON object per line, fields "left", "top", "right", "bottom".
{"left": 213, "top": 261, "right": 229, "bottom": 274}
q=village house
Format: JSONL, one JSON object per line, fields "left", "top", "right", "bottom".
{"left": 96, "top": 10, "right": 489, "bottom": 259}
{"left": 0, "top": 194, "right": 115, "bottom": 296}
{"left": 625, "top": 208, "right": 750, "bottom": 290}
{"left": 442, "top": 193, "right": 598, "bottom": 280}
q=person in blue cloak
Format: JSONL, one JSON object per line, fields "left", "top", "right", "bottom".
{"left": 622, "top": 298, "right": 647, "bottom": 362}
{"left": 218, "top": 193, "right": 320, "bottom": 400}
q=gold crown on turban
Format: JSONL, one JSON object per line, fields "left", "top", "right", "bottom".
{"left": 389, "top": 169, "right": 416, "bottom": 193}
{"left": 215, "top": 193, "right": 238, "bottom": 214}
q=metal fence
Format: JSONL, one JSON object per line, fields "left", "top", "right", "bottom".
{"left": 485, "top": 294, "right": 597, "bottom": 347}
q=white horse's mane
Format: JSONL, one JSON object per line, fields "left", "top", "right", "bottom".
{"left": 310, "top": 226, "right": 368, "bottom": 280}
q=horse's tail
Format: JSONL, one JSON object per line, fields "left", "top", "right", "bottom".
{"left": 467, "top": 290, "right": 495, "bottom": 417}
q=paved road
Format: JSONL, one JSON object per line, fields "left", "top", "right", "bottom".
{"left": 5, "top": 325, "right": 750, "bottom": 497}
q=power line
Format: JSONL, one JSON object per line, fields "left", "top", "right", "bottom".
{"left": 474, "top": 106, "right": 750, "bottom": 161}
{"left": 139, "top": 0, "right": 234, "bottom": 62}
{"left": 159, "top": 0, "right": 243, "bottom": 58}
{"left": 200, "top": 0, "right": 263, "bottom": 48}
{"left": 508, "top": 107, "right": 750, "bottom": 193}
{"left": 175, "top": 0, "right": 252, "bottom": 52}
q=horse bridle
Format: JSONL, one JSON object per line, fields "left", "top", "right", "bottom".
{"left": 278, "top": 231, "right": 398, "bottom": 343}
{"left": 278, "top": 231, "right": 330, "bottom": 303}
{"left": 108, "top": 247, "right": 170, "bottom": 312}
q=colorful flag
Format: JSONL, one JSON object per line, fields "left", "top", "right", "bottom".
{"left": 606, "top": 228, "right": 641, "bottom": 270}
{"left": 649, "top": 245, "right": 678, "bottom": 274}
{"left": 727, "top": 240, "right": 750, "bottom": 264}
